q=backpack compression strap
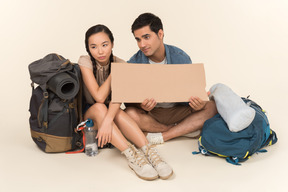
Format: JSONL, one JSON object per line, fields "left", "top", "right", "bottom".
{"left": 66, "top": 120, "right": 89, "bottom": 154}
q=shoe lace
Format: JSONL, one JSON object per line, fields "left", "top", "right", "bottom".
{"left": 145, "top": 145, "right": 163, "bottom": 167}
{"left": 129, "top": 144, "right": 148, "bottom": 167}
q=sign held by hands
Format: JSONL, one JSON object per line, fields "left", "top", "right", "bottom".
{"left": 111, "top": 63, "right": 208, "bottom": 103}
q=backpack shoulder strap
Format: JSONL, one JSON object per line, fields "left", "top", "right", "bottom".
{"left": 74, "top": 64, "right": 83, "bottom": 123}
{"left": 261, "top": 129, "right": 278, "bottom": 148}
{"left": 37, "top": 88, "right": 49, "bottom": 131}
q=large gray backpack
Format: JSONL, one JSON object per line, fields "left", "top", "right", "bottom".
{"left": 28, "top": 53, "right": 83, "bottom": 152}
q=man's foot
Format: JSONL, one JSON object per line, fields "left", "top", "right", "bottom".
{"left": 141, "top": 144, "right": 173, "bottom": 180}
{"left": 122, "top": 144, "right": 158, "bottom": 181}
{"left": 146, "top": 133, "right": 164, "bottom": 145}
{"left": 182, "top": 130, "right": 201, "bottom": 138}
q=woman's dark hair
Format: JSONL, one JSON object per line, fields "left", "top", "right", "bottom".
{"left": 131, "top": 13, "right": 163, "bottom": 34}
{"left": 85, "top": 24, "right": 114, "bottom": 76}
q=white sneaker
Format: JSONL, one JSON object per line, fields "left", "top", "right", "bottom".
{"left": 146, "top": 133, "right": 164, "bottom": 145}
{"left": 122, "top": 144, "right": 158, "bottom": 181}
{"left": 141, "top": 144, "right": 173, "bottom": 180}
{"left": 183, "top": 130, "right": 201, "bottom": 138}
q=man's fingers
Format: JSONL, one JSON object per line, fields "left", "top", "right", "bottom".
{"left": 189, "top": 97, "right": 197, "bottom": 106}
{"left": 146, "top": 98, "right": 155, "bottom": 108}
{"left": 190, "top": 97, "right": 202, "bottom": 106}
{"left": 142, "top": 99, "right": 149, "bottom": 106}
{"left": 151, "top": 100, "right": 157, "bottom": 108}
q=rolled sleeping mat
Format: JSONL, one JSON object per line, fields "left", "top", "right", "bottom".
{"left": 47, "top": 72, "right": 79, "bottom": 100}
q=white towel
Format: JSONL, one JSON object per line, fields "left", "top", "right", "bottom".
{"left": 209, "top": 83, "right": 255, "bottom": 132}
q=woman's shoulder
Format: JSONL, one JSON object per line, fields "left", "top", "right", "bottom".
{"left": 78, "top": 55, "right": 93, "bottom": 69}
{"left": 114, "top": 55, "right": 126, "bottom": 63}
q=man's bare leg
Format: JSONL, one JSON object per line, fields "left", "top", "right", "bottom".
{"left": 162, "top": 101, "right": 217, "bottom": 141}
{"left": 125, "top": 107, "right": 172, "bottom": 132}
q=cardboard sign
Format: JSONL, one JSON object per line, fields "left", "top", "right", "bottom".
{"left": 111, "top": 63, "right": 208, "bottom": 103}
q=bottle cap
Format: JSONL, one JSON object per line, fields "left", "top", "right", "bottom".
{"left": 86, "top": 118, "right": 94, "bottom": 127}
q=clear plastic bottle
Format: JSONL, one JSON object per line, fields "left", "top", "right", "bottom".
{"left": 84, "top": 119, "right": 98, "bottom": 156}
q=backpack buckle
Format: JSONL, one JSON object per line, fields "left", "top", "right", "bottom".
{"left": 43, "top": 121, "right": 48, "bottom": 128}
{"left": 200, "top": 148, "right": 207, "bottom": 155}
{"left": 43, "top": 91, "right": 49, "bottom": 99}
{"left": 76, "top": 120, "right": 89, "bottom": 131}
{"left": 69, "top": 103, "right": 75, "bottom": 108}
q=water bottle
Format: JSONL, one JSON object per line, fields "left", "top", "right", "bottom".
{"left": 84, "top": 119, "right": 98, "bottom": 156}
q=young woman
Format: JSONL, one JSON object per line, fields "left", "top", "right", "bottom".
{"left": 78, "top": 24, "right": 173, "bottom": 180}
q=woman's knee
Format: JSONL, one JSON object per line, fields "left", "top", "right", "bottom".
{"left": 84, "top": 103, "right": 107, "bottom": 120}
{"left": 91, "top": 103, "right": 107, "bottom": 112}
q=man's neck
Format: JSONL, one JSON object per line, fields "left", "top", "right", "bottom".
{"left": 148, "top": 43, "right": 165, "bottom": 63}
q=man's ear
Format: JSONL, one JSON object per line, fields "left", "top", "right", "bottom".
{"left": 157, "top": 29, "right": 164, "bottom": 39}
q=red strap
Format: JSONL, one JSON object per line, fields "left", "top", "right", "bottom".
{"left": 66, "top": 129, "right": 86, "bottom": 154}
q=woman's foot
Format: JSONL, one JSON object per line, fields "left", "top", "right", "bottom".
{"left": 141, "top": 144, "right": 173, "bottom": 179}
{"left": 122, "top": 144, "right": 158, "bottom": 181}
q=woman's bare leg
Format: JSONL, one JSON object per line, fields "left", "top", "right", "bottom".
{"left": 114, "top": 110, "right": 149, "bottom": 148}
{"left": 84, "top": 103, "right": 129, "bottom": 151}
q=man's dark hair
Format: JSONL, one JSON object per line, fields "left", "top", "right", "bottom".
{"left": 131, "top": 13, "right": 163, "bottom": 34}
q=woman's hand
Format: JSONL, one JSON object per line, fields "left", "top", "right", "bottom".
{"left": 96, "top": 117, "right": 113, "bottom": 148}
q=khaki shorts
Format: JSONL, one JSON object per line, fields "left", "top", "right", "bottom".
{"left": 148, "top": 105, "right": 193, "bottom": 125}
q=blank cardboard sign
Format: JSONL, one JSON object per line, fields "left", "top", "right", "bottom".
{"left": 111, "top": 63, "right": 208, "bottom": 103}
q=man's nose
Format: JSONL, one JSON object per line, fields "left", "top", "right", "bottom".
{"left": 139, "top": 40, "right": 146, "bottom": 48}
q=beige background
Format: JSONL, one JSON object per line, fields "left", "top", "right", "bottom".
{"left": 0, "top": 0, "right": 287, "bottom": 191}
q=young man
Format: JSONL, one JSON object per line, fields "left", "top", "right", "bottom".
{"left": 125, "top": 13, "right": 217, "bottom": 144}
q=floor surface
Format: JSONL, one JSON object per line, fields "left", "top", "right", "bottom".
{"left": 1, "top": 114, "right": 286, "bottom": 192}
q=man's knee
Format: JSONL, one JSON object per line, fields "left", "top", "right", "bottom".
{"left": 125, "top": 107, "right": 143, "bottom": 122}
{"left": 205, "top": 101, "right": 218, "bottom": 117}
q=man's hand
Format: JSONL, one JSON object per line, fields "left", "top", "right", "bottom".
{"left": 141, "top": 98, "right": 157, "bottom": 111}
{"left": 189, "top": 96, "right": 207, "bottom": 111}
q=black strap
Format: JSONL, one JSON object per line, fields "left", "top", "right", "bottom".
{"left": 261, "top": 129, "right": 278, "bottom": 148}
{"left": 37, "top": 88, "right": 49, "bottom": 132}
{"left": 74, "top": 64, "right": 83, "bottom": 123}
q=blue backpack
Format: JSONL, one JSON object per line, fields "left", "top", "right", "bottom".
{"left": 193, "top": 98, "right": 278, "bottom": 165}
